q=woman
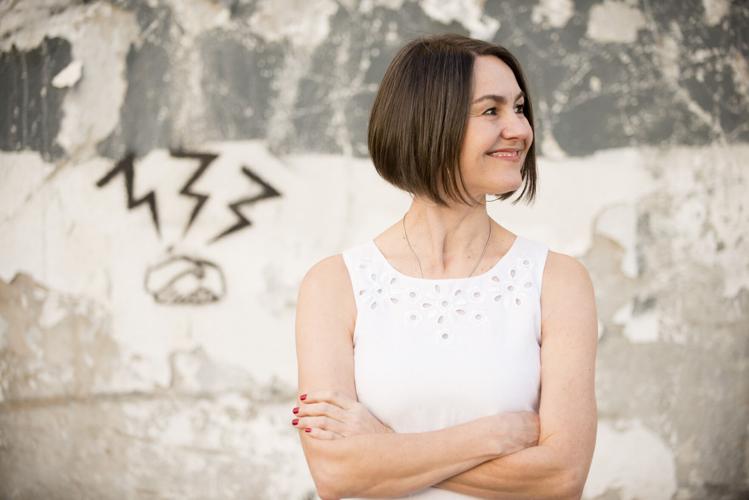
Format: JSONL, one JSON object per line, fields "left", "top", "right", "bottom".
{"left": 292, "top": 34, "right": 598, "bottom": 499}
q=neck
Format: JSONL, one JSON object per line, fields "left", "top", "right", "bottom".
{"left": 403, "top": 195, "right": 493, "bottom": 274}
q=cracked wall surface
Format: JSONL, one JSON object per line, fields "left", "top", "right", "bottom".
{"left": 0, "top": 0, "right": 748, "bottom": 498}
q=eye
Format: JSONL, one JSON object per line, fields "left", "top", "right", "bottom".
{"left": 482, "top": 107, "right": 497, "bottom": 116}
{"left": 514, "top": 102, "right": 525, "bottom": 114}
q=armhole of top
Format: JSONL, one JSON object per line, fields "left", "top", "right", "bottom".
{"left": 340, "top": 250, "right": 360, "bottom": 346}
{"left": 536, "top": 245, "right": 550, "bottom": 289}
{"left": 535, "top": 244, "right": 551, "bottom": 346}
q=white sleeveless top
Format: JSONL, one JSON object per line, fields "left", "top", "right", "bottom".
{"left": 340, "top": 235, "right": 549, "bottom": 499}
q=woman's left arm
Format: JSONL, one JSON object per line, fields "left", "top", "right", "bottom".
{"left": 433, "top": 251, "right": 599, "bottom": 499}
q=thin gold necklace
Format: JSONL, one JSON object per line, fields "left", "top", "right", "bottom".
{"left": 401, "top": 213, "right": 492, "bottom": 279}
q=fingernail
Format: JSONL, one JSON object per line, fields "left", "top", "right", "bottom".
{"left": 305, "top": 427, "right": 311, "bottom": 433}
{"left": 292, "top": 407, "right": 299, "bottom": 414}
{"left": 292, "top": 418, "right": 299, "bottom": 426}
{"left": 300, "top": 394, "right": 307, "bottom": 401}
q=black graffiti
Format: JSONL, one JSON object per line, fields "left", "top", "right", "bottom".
{"left": 96, "top": 151, "right": 161, "bottom": 236}
{"left": 170, "top": 149, "right": 218, "bottom": 236}
{"left": 144, "top": 254, "right": 226, "bottom": 305}
{"left": 210, "top": 165, "right": 282, "bottom": 243}
{"left": 96, "top": 150, "right": 282, "bottom": 244}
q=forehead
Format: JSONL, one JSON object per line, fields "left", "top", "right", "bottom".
{"left": 471, "top": 55, "right": 521, "bottom": 98}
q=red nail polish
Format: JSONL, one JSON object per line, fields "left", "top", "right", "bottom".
{"left": 293, "top": 407, "right": 299, "bottom": 414}
{"left": 305, "top": 427, "right": 311, "bottom": 433}
{"left": 292, "top": 418, "right": 299, "bottom": 425}
{"left": 300, "top": 394, "right": 307, "bottom": 401}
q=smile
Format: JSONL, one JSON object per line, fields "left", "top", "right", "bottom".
{"left": 487, "top": 150, "right": 522, "bottom": 161}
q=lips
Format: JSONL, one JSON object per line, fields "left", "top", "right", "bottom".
{"left": 487, "top": 148, "right": 522, "bottom": 159}
{"left": 487, "top": 147, "right": 522, "bottom": 153}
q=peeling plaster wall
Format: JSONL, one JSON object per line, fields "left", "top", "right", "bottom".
{"left": 0, "top": 0, "right": 747, "bottom": 499}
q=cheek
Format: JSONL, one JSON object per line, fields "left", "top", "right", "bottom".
{"left": 466, "top": 131, "right": 496, "bottom": 158}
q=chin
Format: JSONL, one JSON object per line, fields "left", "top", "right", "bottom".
{"left": 488, "top": 175, "right": 523, "bottom": 194}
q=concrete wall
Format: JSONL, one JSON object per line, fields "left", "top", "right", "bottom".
{"left": 0, "top": 0, "right": 747, "bottom": 498}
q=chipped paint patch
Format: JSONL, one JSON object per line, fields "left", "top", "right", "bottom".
{"left": 39, "top": 293, "right": 67, "bottom": 329}
{"left": 613, "top": 301, "right": 660, "bottom": 343}
{"left": 595, "top": 204, "right": 638, "bottom": 278}
{"left": 702, "top": 0, "right": 730, "bottom": 26}
{"left": 728, "top": 47, "right": 749, "bottom": 99}
{"left": 0, "top": 273, "right": 121, "bottom": 400}
{"left": 51, "top": 60, "right": 82, "bottom": 88}
{"left": 655, "top": 30, "right": 681, "bottom": 84}
{"left": 170, "top": 347, "right": 256, "bottom": 393}
{"left": 623, "top": 310, "right": 658, "bottom": 343}
{"left": 0, "top": 314, "right": 8, "bottom": 350}
{"left": 643, "top": 146, "right": 749, "bottom": 298}
{"left": 359, "top": 0, "right": 405, "bottom": 13}
{"left": 0, "top": 152, "right": 56, "bottom": 226}
{"left": 587, "top": 0, "right": 646, "bottom": 43}
{"left": 531, "top": 0, "right": 574, "bottom": 29}
{"left": 249, "top": 0, "right": 339, "bottom": 49}
{"left": 585, "top": 419, "right": 677, "bottom": 500}
{"left": 420, "top": 0, "right": 499, "bottom": 40}
{"left": 162, "top": 0, "right": 230, "bottom": 37}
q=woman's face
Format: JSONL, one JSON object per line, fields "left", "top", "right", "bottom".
{"left": 458, "top": 55, "right": 533, "bottom": 201}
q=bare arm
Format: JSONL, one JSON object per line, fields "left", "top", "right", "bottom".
{"left": 302, "top": 412, "right": 508, "bottom": 498}
{"left": 432, "top": 252, "right": 599, "bottom": 499}
{"left": 295, "top": 255, "right": 524, "bottom": 499}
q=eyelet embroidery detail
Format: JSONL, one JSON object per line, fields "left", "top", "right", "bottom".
{"left": 436, "top": 328, "right": 456, "bottom": 345}
{"left": 405, "top": 309, "right": 423, "bottom": 324}
{"left": 354, "top": 253, "right": 536, "bottom": 323}
{"left": 413, "top": 283, "right": 475, "bottom": 328}
{"left": 357, "top": 268, "right": 403, "bottom": 310}
{"left": 487, "top": 255, "right": 535, "bottom": 308}
{"left": 466, "top": 285, "right": 486, "bottom": 304}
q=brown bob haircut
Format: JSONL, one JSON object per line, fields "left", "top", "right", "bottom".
{"left": 368, "top": 33, "right": 537, "bottom": 207}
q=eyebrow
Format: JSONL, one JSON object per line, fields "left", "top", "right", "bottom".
{"left": 471, "top": 91, "right": 526, "bottom": 105}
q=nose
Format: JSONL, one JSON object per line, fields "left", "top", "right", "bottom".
{"left": 500, "top": 111, "right": 531, "bottom": 142}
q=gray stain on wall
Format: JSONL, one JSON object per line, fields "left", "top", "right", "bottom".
{"left": 97, "top": 40, "right": 174, "bottom": 159}
{"left": 199, "top": 31, "right": 284, "bottom": 142}
{"left": 0, "top": 37, "right": 71, "bottom": 160}
{"left": 4, "top": 1, "right": 746, "bottom": 161}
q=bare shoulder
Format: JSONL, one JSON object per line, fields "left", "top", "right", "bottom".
{"left": 297, "top": 253, "right": 357, "bottom": 348}
{"left": 300, "top": 253, "right": 354, "bottom": 297}
{"left": 542, "top": 250, "right": 594, "bottom": 287}
{"left": 540, "top": 250, "right": 597, "bottom": 337}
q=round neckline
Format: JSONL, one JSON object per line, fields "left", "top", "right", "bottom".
{"left": 369, "top": 234, "right": 522, "bottom": 283}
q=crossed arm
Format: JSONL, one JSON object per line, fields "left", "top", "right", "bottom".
{"left": 298, "top": 410, "right": 520, "bottom": 498}
{"left": 294, "top": 251, "right": 598, "bottom": 499}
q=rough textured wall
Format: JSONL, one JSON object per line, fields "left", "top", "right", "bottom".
{"left": 0, "top": 0, "right": 747, "bottom": 498}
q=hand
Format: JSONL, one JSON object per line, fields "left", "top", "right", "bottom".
{"left": 494, "top": 411, "right": 539, "bottom": 456}
{"left": 292, "top": 390, "right": 394, "bottom": 440}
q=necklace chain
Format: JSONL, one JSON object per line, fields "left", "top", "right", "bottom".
{"left": 402, "top": 213, "right": 492, "bottom": 279}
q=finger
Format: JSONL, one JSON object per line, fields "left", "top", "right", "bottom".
{"left": 295, "top": 402, "right": 346, "bottom": 422}
{"left": 294, "top": 415, "right": 345, "bottom": 435}
{"left": 300, "top": 389, "right": 356, "bottom": 410}
{"left": 300, "top": 426, "right": 344, "bottom": 440}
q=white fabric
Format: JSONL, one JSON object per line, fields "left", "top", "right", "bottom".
{"left": 340, "top": 235, "right": 549, "bottom": 499}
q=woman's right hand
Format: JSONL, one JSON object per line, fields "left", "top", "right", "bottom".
{"left": 493, "top": 411, "right": 540, "bottom": 456}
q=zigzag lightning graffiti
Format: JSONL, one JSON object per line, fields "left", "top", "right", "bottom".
{"left": 96, "top": 152, "right": 161, "bottom": 237}
{"left": 210, "top": 165, "right": 281, "bottom": 243}
{"left": 170, "top": 149, "right": 218, "bottom": 236}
